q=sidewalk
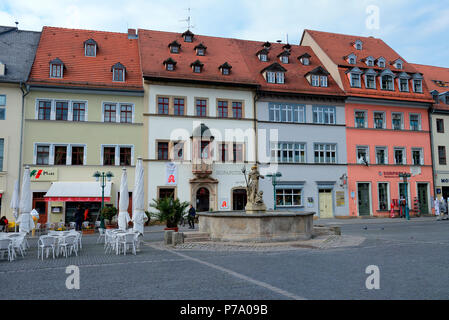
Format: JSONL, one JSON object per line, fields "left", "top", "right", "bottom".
{"left": 315, "top": 216, "right": 438, "bottom": 225}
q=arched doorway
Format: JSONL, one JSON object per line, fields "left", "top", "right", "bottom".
{"left": 196, "top": 187, "right": 210, "bottom": 212}
{"left": 232, "top": 188, "right": 247, "bottom": 210}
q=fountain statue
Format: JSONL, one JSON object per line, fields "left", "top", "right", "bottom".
{"left": 243, "top": 165, "right": 267, "bottom": 213}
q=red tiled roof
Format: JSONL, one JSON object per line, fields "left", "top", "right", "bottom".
{"left": 234, "top": 39, "right": 344, "bottom": 96}
{"left": 412, "top": 63, "right": 449, "bottom": 111}
{"left": 304, "top": 29, "right": 434, "bottom": 103}
{"left": 28, "top": 26, "right": 143, "bottom": 91}
{"left": 138, "top": 29, "right": 257, "bottom": 86}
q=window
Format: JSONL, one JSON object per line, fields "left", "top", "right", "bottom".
{"left": 233, "top": 143, "right": 244, "bottom": 162}
{"left": 101, "top": 147, "right": 114, "bottom": 165}
{"left": 355, "top": 111, "right": 367, "bottom": 128}
{"left": 55, "top": 101, "right": 68, "bottom": 121}
{"left": 365, "top": 74, "right": 376, "bottom": 89}
{"left": 38, "top": 100, "right": 51, "bottom": 120}
{"left": 378, "top": 59, "right": 385, "bottom": 68}
{"left": 184, "top": 35, "right": 192, "bottom": 42}
{"left": 36, "top": 145, "right": 50, "bottom": 165}
{"left": 219, "top": 143, "right": 229, "bottom": 162}
{"left": 269, "top": 103, "right": 305, "bottom": 123}
{"left": 166, "top": 63, "right": 174, "bottom": 71}
{"left": 196, "top": 99, "right": 207, "bottom": 117}
{"left": 276, "top": 188, "right": 302, "bottom": 207}
{"left": 381, "top": 75, "right": 394, "bottom": 90}
{"left": 396, "top": 63, "right": 402, "bottom": 69}
{"left": 200, "top": 141, "right": 210, "bottom": 159}
{"left": 399, "top": 78, "right": 409, "bottom": 92}
{"left": 311, "top": 75, "right": 320, "bottom": 87}
{"left": 313, "top": 106, "right": 335, "bottom": 124}
{"left": 113, "top": 67, "right": 125, "bottom": 82}
{"left": 173, "top": 142, "right": 184, "bottom": 161}
{"left": 193, "top": 65, "right": 201, "bottom": 73}
{"left": 120, "top": 104, "right": 132, "bottom": 123}
{"left": 104, "top": 103, "right": 116, "bottom": 122}
{"left": 392, "top": 113, "right": 403, "bottom": 130}
{"left": 232, "top": 102, "right": 242, "bottom": 119}
{"left": 320, "top": 76, "right": 328, "bottom": 87}
{"left": 54, "top": 146, "right": 67, "bottom": 165}
{"left": 314, "top": 144, "right": 337, "bottom": 163}
{"left": 374, "top": 112, "right": 384, "bottom": 129}
{"left": 413, "top": 79, "right": 423, "bottom": 93}
{"left": 394, "top": 148, "right": 405, "bottom": 165}
{"left": 50, "top": 63, "right": 63, "bottom": 78}
{"left": 412, "top": 148, "right": 423, "bottom": 166}
{"left": 272, "top": 142, "right": 306, "bottom": 163}
{"left": 280, "top": 55, "right": 289, "bottom": 64}
{"left": 158, "top": 142, "right": 169, "bottom": 160}
{"left": 266, "top": 72, "right": 276, "bottom": 83}
{"left": 120, "top": 147, "right": 132, "bottom": 166}
{"left": 436, "top": 119, "right": 444, "bottom": 133}
{"left": 351, "top": 73, "right": 361, "bottom": 87}
{"left": 438, "top": 146, "right": 446, "bottom": 165}
{"left": 170, "top": 46, "right": 179, "bottom": 54}
{"left": 0, "top": 95, "right": 5, "bottom": 120}
{"left": 158, "top": 97, "right": 169, "bottom": 115}
{"left": 159, "top": 188, "right": 175, "bottom": 200}
{"left": 409, "top": 114, "right": 420, "bottom": 131}
{"left": 85, "top": 44, "right": 96, "bottom": 57}
{"left": 301, "top": 57, "right": 309, "bottom": 65}
{"left": 376, "top": 147, "right": 388, "bottom": 164}
{"left": 174, "top": 98, "right": 184, "bottom": 115}
{"left": 197, "top": 48, "right": 204, "bottom": 56}
{"left": 357, "top": 146, "right": 369, "bottom": 164}
{"left": 378, "top": 183, "right": 389, "bottom": 211}
{"left": 349, "top": 57, "right": 356, "bottom": 64}
{"left": 72, "top": 102, "right": 85, "bottom": 121}
{"left": 217, "top": 101, "right": 228, "bottom": 118}
{"left": 276, "top": 72, "right": 285, "bottom": 84}
{"left": 222, "top": 68, "right": 230, "bottom": 75}
{"left": 355, "top": 40, "right": 363, "bottom": 50}
{"left": 0, "top": 139, "right": 4, "bottom": 171}
{"left": 366, "top": 58, "right": 374, "bottom": 67}
{"left": 71, "top": 146, "right": 84, "bottom": 165}
{"left": 259, "top": 54, "right": 267, "bottom": 62}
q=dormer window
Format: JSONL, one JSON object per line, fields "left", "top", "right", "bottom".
{"left": 380, "top": 69, "right": 395, "bottom": 91}
{"left": 84, "top": 39, "right": 97, "bottom": 57}
{"left": 182, "top": 30, "right": 194, "bottom": 42}
{"left": 168, "top": 41, "right": 181, "bottom": 54}
{"left": 347, "top": 67, "right": 363, "bottom": 88}
{"left": 392, "top": 59, "right": 404, "bottom": 70}
{"left": 163, "top": 58, "right": 177, "bottom": 71}
{"left": 261, "top": 63, "right": 286, "bottom": 84}
{"left": 364, "top": 56, "right": 374, "bottom": 67}
{"left": 364, "top": 69, "right": 377, "bottom": 89}
{"left": 49, "top": 58, "right": 64, "bottom": 78}
{"left": 397, "top": 72, "right": 411, "bottom": 92}
{"left": 377, "top": 57, "right": 386, "bottom": 68}
{"left": 191, "top": 60, "right": 203, "bottom": 73}
{"left": 346, "top": 53, "right": 357, "bottom": 65}
{"left": 278, "top": 50, "right": 290, "bottom": 64}
{"left": 194, "top": 43, "right": 207, "bottom": 56}
{"left": 354, "top": 40, "right": 363, "bottom": 50}
{"left": 430, "top": 90, "right": 439, "bottom": 103}
{"left": 257, "top": 48, "right": 269, "bottom": 62}
{"left": 305, "top": 66, "right": 330, "bottom": 87}
{"left": 111, "top": 62, "right": 125, "bottom": 82}
{"left": 298, "top": 53, "right": 311, "bottom": 66}
{"left": 412, "top": 73, "right": 423, "bottom": 93}
{"left": 219, "top": 62, "right": 232, "bottom": 75}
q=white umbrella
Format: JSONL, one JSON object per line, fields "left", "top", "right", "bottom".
{"left": 132, "top": 158, "right": 145, "bottom": 235}
{"left": 18, "top": 166, "right": 34, "bottom": 234}
{"left": 10, "top": 180, "right": 20, "bottom": 231}
{"left": 118, "top": 168, "right": 130, "bottom": 230}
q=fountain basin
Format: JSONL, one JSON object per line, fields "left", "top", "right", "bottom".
{"left": 197, "top": 211, "right": 315, "bottom": 242}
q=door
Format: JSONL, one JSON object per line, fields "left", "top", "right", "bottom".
{"left": 357, "top": 183, "right": 370, "bottom": 216}
{"left": 319, "top": 189, "right": 333, "bottom": 218}
{"left": 196, "top": 187, "right": 210, "bottom": 212}
{"left": 33, "top": 192, "right": 48, "bottom": 224}
{"left": 232, "top": 189, "right": 247, "bottom": 210}
{"left": 417, "top": 183, "right": 429, "bottom": 214}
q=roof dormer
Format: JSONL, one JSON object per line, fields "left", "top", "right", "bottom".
{"left": 219, "top": 62, "right": 232, "bottom": 75}
{"left": 260, "top": 62, "right": 287, "bottom": 84}
{"left": 163, "top": 57, "right": 176, "bottom": 71}
{"left": 168, "top": 40, "right": 181, "bottom": 54}
{"left": 256, "top": 48, "right": 269, "bottom": 62}
{"left": 84, "top": 38, "right": 97, "bottom": 57}
{"left": 190, "top": 60, "right": 204, "bottom": 73}
{"left": 111, "top": 62, "right": 125, "bottom": 82}
{"left": 194, "top": 43, "right": 207, "bottom": 56}
{"left": 354, "top": 39, "right": 363, "bottom": 50}
{"left": 304, "top": 66, "right": 330, "bottom": 87}
{"left": 182, "top": 30, "right": 194, "bottom": 42}
{"left": 277, "top": 50, "right": 290, "bottom": 64}
{"left": 392, "top": 58, "right": 404, "bottom": 70}
{"left": 376, "top": 57, "right": 386, "bottom": 68}
{"left": 49, "top": 58, "right": 64, "bottom": 78}
{"left": 363, "top": 56, "right": 375, "bottom": 67}
{"left": 298, "top": 53, "right": 311, "bottom": 65}
{"left": 345, "top": 53, "right": 357, "bottom": 65}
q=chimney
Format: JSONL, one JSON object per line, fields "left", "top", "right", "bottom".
{"left": 127, "top": 28, "right": 137, "bottom": 39}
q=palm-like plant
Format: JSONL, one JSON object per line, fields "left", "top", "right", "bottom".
{"left": 150, "top": 197, "right": 189, "bottom": 228}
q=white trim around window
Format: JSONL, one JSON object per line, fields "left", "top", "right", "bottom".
{"left": 100, "top": 144, "right": 135, "bottom": 166}
{"left": 35, "top": 98, "right": 88, "bottom": 121}
{"left": 102, "top": 102, "right": 135, "bottom": 123}
{"left": 33, "top": 143, "right": 86, "bottom": 165}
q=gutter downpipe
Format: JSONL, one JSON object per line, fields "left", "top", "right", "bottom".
{"left": 428, "top": 103, "right": 437, "bottom": 202}
{"left": 18, "top": 82, "right": 30, "bottom": 192}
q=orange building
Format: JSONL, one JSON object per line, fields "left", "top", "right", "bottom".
{"left": 302, "top": 30, "right": 435, "bottom": 217}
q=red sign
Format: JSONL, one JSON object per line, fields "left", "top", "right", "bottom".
{"left": 44, "top": 197, "right": 111, "bottom": 202}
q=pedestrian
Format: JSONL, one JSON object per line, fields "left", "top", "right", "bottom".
{"left": 74, "top": 205, "right": 84, "bottom": 231}
{"left": 435, "top": 198, "right": 441, "bottom": 220}
{"left": 0, "top": 216, "right": 8, "bottom": 232}
{"left": 188, "top": 204, "right": 196, "bottom": 229}
{"left": 84, "top": 207, "right": 89, "bottom": 221}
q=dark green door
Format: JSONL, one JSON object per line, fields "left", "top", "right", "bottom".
{"left": 417, "top": 183, "right": 429, "bottom": 214}
{"left": 357, "top": 183, "right": 370, "bottom": 216}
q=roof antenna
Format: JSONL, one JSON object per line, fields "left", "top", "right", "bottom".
{"left": 180, "top": 7, "right": 195, "bottom": 30}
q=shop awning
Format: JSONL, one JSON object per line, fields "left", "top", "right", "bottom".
{"left": 44, "top": 182, "right": 112, "bottom": 202}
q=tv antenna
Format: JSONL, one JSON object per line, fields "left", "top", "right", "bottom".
{"left": 180, "top": 7, "right": 195, "bottom": 30}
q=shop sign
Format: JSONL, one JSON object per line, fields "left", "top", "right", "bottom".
{"left": 30, "top": 168, "right": 58, "bottom": 181}
{"left": 441, "top": 179, "right": 449, "bottom": 184}
{"left": 219, "top": 198, "right": 230, "bottom": 210}
{"left": 166, "top": 162, "right": 177, "bottom": 185}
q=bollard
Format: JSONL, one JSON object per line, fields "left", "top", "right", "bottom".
{"left": 164, "top": 230, "right": 174, "bottom": 245}
{"left": 172, "top": 232, "right": 184, "bottom": 246}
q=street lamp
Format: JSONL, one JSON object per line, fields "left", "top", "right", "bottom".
{"left": 399, "top": 172, "right": 411, "bottom": 220}
{"left": 93, "top": 171, "right": 114, "bottom": 228}
{"left": 266, "top": 172, "right": 282, "bottom": 210}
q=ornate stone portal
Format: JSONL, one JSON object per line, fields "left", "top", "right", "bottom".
{"left": 243, "top": 165, "right": 267, "bottom": 213}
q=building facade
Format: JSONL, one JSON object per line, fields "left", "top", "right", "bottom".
{"left": 24, "top": 27, "right": 144, "bottom": 224}
{"left": 302, "top": 29, "right": 434, "bottom": 217}
{"left": 0, "top": 25, "right": 40, "bottom": 220}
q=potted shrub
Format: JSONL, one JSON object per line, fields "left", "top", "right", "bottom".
{"left": 144, "top": 211, "right": 151, "bottom": 226}
{"left": 150, "top": 197, "right": 189, "bottom": 232}
{"left": 100, "top": 206, "right": 118, "bottom": 228}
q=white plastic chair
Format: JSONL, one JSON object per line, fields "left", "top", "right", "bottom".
{"left": 9, "top": 234, "right": 26, "bottom": 258}
{"left": 97, "top": 228, "right": 105, "bottom": 244}
{"left": 37, "top": 236, "right": 57, "bottom": 260}
{"left": 0, "top": 239, "right": 14, "bottom": 262}
{"left": 59, "top": 235, "right": 78, "bottom": 258}
{"left": 69, "top": 222, "right": 76, "bottom": 230}
{"left": 117, "top": 233, "right": 137, "bottom": 255}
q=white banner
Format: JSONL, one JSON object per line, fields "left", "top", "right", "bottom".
{"left": 166, "top": 162, "right": 177, "bottom": 185}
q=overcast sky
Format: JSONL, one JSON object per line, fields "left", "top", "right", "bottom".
{"left": 1, "top": 0, "right": 448, "bottom": 67}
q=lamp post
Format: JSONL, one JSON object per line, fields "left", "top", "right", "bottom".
{"left": 399, "top": 172, "right": 411, "bottom": 220}
{"left": 93, "top": 171, "right": 114, "bottom": 228}
{"left": 266, "top": 172, "right": 282, "bottom": 210}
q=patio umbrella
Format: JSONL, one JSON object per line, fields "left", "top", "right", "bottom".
{"left": 18, "top": 166, "right": 34, "bottom": 234}
{"left": 132, "top": 158, "right": 145, "bottom": 235}
{"left": 10, "top": 180, "right": 20, "bottom": 232}
{"left": 118, "top": 168, "right": 130, "bottom": 230}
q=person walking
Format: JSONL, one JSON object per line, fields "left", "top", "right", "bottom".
{"left": 74, "top": 205, "right": 84, "bottom": 231}
{"left": 188, "top": 205, "right": 196, "bottom": 229}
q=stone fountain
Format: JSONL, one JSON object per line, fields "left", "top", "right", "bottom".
{"left": 197, "top": 165, "right": 315, "bottom": 242}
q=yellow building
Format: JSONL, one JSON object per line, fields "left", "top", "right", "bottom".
{"left": 23, "top": 26, "right": 144, "bottom": 225}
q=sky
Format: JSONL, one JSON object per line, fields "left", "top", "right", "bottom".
{"left": 1, "top": 0, "right": 448, "bottom": 68}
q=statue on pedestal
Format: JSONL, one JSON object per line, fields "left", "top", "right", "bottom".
{"left": 242, "top": 165, "right": 267, "bottom": 213}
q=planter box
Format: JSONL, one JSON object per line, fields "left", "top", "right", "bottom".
{"left": 164, "top": 227, "right": 179, "bottom": 232}
{"left": 82, "top": 229, "right": 95, "bottom": 235}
